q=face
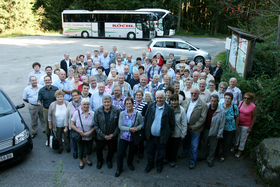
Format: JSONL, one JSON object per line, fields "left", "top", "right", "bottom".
{"left": 175, "top": 74, "right": 181, "bottom": 81}
{"left": 59, "top": 71, "right": 66, "bottom": 80}
{"left": 166, "top": 91, "right": 172, "bottom": 99}
{"left": 127, "top": 55, "right": 132, "bottom": 61}
{"left": 145, "top": 94, "right": 151, "bottom": 103}
{"left": 111, "top": 70, "right": 116, "bottom": 76}
{"left": 153, "top": 76, "right": 159, "bottom": 83}
{"left": 44, "top": 77, "right": 52, "bottom": 86}
{"left": 135, "top": 92, "right": 143, "bottom": 102}
{"left": 186, "top": 80, "right": 192, "bottom": 88}
{"left": 82, "top": 85, "right": 89, "bottom": 94}
{"left": 191, "top": 89, "right": 199, "bottom": 100}
{"left": 140, "top": 77, "right": 147, "bottom": 86}
{"left": 80, "top": 56, "right": 84, "bottom": 62}
{"left": 113, "top": 46, "right": 117, "bottom": 52}
{"left": 206, "top": 60, "right": 211, "bottom": 66}
{"left": 98, "top": 83, "right": 105, "bottom": 94}
{"left": 193, "top": 73, "right": 199, "bottom": 81}
{"left": 124, "top": 66, "right": 129, "bottom": 74}
{"left": 100, "top": 46, "right": 104, "bottom": 52}
{"left": 87, "top": 60, "right": 93, "bottom": 67}
{"left": 189, "top": 63, "right": 195, "bottom": 68}
{"left": 56, "top": 95, "right": 64, "bottom": 103}
{"left": 107, "top": 79, "right": 113, "bottom": 85}
{"left": 113, "top": 87, "right": 121, "bottom": 96}
{"left": 200, "top": 75, "right": 206, "bottom": 80}
{"left": 156, "top": 53, "right": 161, "bottom": 58}
{"left": 64, "top": 54, "right": 69, "bottom": 60}
{"left": 103, "top": 99, "right": 112, "bottom": 110}
{"left": 139, "top": 68, "right": 144, "bottom": 74}
{"left": 94, "top": 51, "right": 99, "bottom": 56}
{"left": 30, "top": 77, "right": 37, "bottom": 86}
{"left": 133, "top": 72, "right": 139, "bottom": 80}
{"left": 74, "top": 75, "right": 79, "bottom": 82}
{"left": 199, "top": 81, "right": 206, "bottom": 91}
{"left": 180, "top": 64, "right": 185, "bottom": 70}
{"left": 210, "top": 97, "right": 219, "bottom": 109}
{"left": 156, "top": 93, "right": 165, "bottom": 106}
{"left": 98, "top": 69, "right": 103, "bottom": 75}
{"left": 171, "top": 99, "right": 179, "bottom": 108}
{"left": 219, "top": 85, "right": 227, "bottom": 93}
{"left": 161, "top": 71, "right": 167, "bottom": 77}
{"left": 180, "top": 60, "right": 185, "bottom": 64}
{"left": 86, "top": 53, "right": 91, "bottom": 58}
{"left": 104, "top": 51, "right": 108, "bottom": 57}
{"left": 209, "top": 83, "right": 215, "bottom": 90}
{"left": 229, "top": 78, "right": 237, "bottom": 88}
{"left": 123, "top": 53, "right": 127, "bottom": 58}
{"left": 173, "top": 83, "right": 180, "bottom": 92}
{"left": 197, "top": 65, "right": 202, "bottom": 71}
{"left": 169, "top": 54, "right": 174, "bottom": 59}
{"left": 166, "top": 62, "right": 172, "bottom": 69}
{"left": 45, "top": 68, "right": 52, "bottom": 76}
{"left": 90, "top": 78, "right": 97, "bottom": 87}
{"left": 125, "top": 100, "right": 133, "bottom": 110}
{"left": 71, "top": 59, "right": 76, "bottom": 65}
{"left": 68, "top": 71, "right": 74, "bottom": 77}
{"left": 72, "top": 92, "right": 80, "bottom": 102}
{"left": 34, "top": 65, "right": 40, "bottom": 71}
{"left": 163, "top": 77, "right": 170, "bottom": 84}
{"left": 244, "top": 95, "right": 251, "bottom": 104}
{"left": 95, "top": 62, "right": 100, "bottom": 68}
{"left": 78, "top": 67, "right": 84, "bottom": 74}
{"left": 117, "top": 59, "right": 122, "bottom": 64}
{"left": 152, "top": 60, "right": 157, "bottom": 66}
{"left": 137, "top": 60, "right": 142, "bottom": 65}
{"left": 145, "top": 59, "right": 150, "bottom": 64}
{"left": 142, "top": 53, "right": 146, "bottom": 58}
{"left": 82, "top": 78, "right": 88, "bottom": 83}
{"left": 217, "top": 62, "right": 222, "bottom": 68}
{"left": 204, "top": 68, "right": 210, "bottom": 74}
{"left": 224, "top": 95, "right": 232, "bottom": 105}
{"left": 118, "top": 75, "right": 125, "bottom": 84}
{"left": 184, "top": 71, "right": 189, "bottom": 77}
{"left": 82, "top": 102, "right": 90, "bottom": 111}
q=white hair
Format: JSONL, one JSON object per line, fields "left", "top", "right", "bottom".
{"left": 156, "top": 90, "right": 165, "bottom": 98}
{"left": 81, "top": 98, "right": 90, "bottom": 105}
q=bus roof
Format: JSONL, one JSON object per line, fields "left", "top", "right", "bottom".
{"left": 62, "top": 10, "right": 154, "bottom": 15}
{"left": 135, "top": 8, "right": 171, "bottom": 13}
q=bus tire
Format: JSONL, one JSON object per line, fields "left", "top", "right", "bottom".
{"left": 81, "top": 31, "right": 89, "bottom": 38}
{"left": 127, "top": 32, "right": 135, "bottom": 40}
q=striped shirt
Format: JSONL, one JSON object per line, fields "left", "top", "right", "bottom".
{"left": 133, "top": 100, "right": 148, "bottom": 117}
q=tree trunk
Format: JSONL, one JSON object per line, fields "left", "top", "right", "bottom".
{"left": 214, "top": 14, "right": 218, "bottom": 36}
{"left": 276, "top": 14, "right": 280, "bottom": 64}
{"left": 177, "top": 0, "right": 182, "bottom": 31}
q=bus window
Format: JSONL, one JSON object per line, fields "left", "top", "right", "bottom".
{"left": 80, "top": 14, "right": 91, "bottom": 22}
{"left": 158, "top": 18, "right": 163, "bottom": 30}
{"left": 97, "top": 14, "right": 106, "bottom": 22}
{"left": 136, "top": 18, "right": 142, "bottom": 30}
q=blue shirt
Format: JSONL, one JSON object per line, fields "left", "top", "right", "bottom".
{"left": 53, "top": 79, "right": 73, "bottom": 101}
{"left": 151, "top": 104, "right": 165, "bottom": 136}
{"left": 220, "top": 102, "right": 239, "bottom": 131}
{"left": 23, "top": 84, "right": 43, "bottom": 105}
{"left": 109, "top": 51, "right": 116, "bottom": 60}
{"left": 92, "top": 56, "right": 100, "bottom": 64}
{"left": 122, "top": 60, "right": 136, "bottom": 74}
{"left": 111, "top": 82, "right": 132, "bottom": 98}
{"left": 100, "top": 55, "right": 110, "bottom": 69}
{"left": 90, "top": 92, "right": 109, "bottom": 111}
{"left": 132, "top": 83, "right": 152, "bottom": 99}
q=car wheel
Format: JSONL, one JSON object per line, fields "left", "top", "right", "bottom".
{"left": 127, "top": 32, "right": 136, "bottom": 40}
{"left": 81, "top": 31, "right": 89, "bottom": 38}
{"left": 194, "top": 56, "right": 204, "bottom": 65}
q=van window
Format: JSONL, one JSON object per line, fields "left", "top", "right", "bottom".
{"left": 165, "top": 41, "right": 176, "bottom": 48}
{"left": 177, "top": 42, "right": 189, "bottom": 50}
{"left": 153, "top": 42, "right": 164, "bottom": 47}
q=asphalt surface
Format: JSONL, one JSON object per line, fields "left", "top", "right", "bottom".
{"left": 0, "top": 35, "right": 262, "bottom": 187}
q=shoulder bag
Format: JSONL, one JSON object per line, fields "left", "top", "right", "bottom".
{"left": 70, "top": 110, "right": 84, "bottom": 142}
{"left": 50, "top": 130, "right": 59, "bottom": 150}
{"left": 131, "top": 112, "right": 145, "bottom": 145}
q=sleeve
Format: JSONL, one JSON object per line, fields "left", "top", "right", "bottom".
{"left": 71, "top": 110, "right": 78, "bottom": 122}
{"left": 48, "top": 102, "right": 54, "bottom": 122}
{"left": 127, "top": 84, "right": 132, "bottom": 97}
{"left": 136, "top": 111, "right": 144, "bottom": 130}
{"left": 94, "top": 111, "right": 106, "bottom": 138}
{"left": 217, "top": 110, "right": 226, "bottom": 138}
{"left": 90, "top": 96, "right": 95, "bottom": 111}
{"left": 169, "top": 107, "right": 176, "bottom": 135}
{"left": 38, "top": 89, "right": 43, "bottom": 102}
{"left": 118, "top": 112, "right": 129, "bottom": 132}
{"left": 141, "top": 104, "right": 148, "bottom": 117}
{"left": 180, "top": 108, "right": 187, "bottom": 138}
{"left": 68, "top": 81, "right": 73, "bottom": 91}
{"left": 234, "top": 105, "right": 239, "bottom": 115}
{"left": 23, "top": 88, "right": 28, "bottom": 100}
{"left": 65, "top": 105, "right": 71, "bottom": 127}
{"left": 191, "top": 103, "right": 208, "bottom": 131}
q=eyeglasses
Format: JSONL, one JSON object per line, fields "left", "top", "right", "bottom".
{"left": 244, "top": 97, "right": 251, "bottom": 100}
{"left": 191, "top": 93, "right": 198, "bottom": 95}
{"left": 220, "top": 87, "right": 227, "bottom": 89}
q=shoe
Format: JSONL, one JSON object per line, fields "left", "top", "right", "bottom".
{"left": 170, "top": 162, "right": 175, "bottom": 168}
{"left": 31, "top": 133, "right": 37, "bottom": 139}
{"left": 66, "top": 148, "right": 71, "bottom": 153}
{"left": 144, "top": 165, "right": 153, "bottom": 173}
{"left": 197, "top": 157, "right": 206, "bottom": 161}
{"left": 219, "top": 157, "right": 226, "bottom": 163}
{"left": 58, "top": 150, "right": 62, "bottom": 154}
{"left": 128, "top": 164, "right": 135, "bottom": 171}
{"left": 86, "top": 161, "right": 92, "bottom": 166}
{"left": 45, "top": 140, "right": 49, "bottom": 147}
{"left": 115, "top": 170, "right": 121, "bottom": 177}
{"left": 157, "top": 166, "right": 162, "bottom": 173}
{"left": 73, "top": 153, "right": 78, "bottom": 159}
{"left": 189, "top": 162, "right": 196, "bottom": 169}
{"left": 138, "top": 154, "right": 143, "bottom": 159}
{"left": 208, "top": 162, "right": 214, "bottom": 167}
{"left": 96, "top": 162, "right": 103, "bottom": 169}
{"left": 178, "top": 153, "right": 188, "bottom": 159}
{"left": 79, "top": 164, "right": 84, "bottom": 169}
{"left": 107, "top": 161, "right": 113, "bottom": 169}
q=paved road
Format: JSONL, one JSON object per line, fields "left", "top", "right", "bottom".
{"left": 0, "top": 36, "right": 262, "bottom": 187}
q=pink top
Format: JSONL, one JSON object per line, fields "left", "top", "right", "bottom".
{"left": 105, "top": 85, "right": 112, "bottom": 95}
{"left": 238, "top": 101, "right": 256, "bottom": 127}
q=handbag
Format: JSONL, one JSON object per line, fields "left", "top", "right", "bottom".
{"left": 70, "top": 110, "right": 84, "bottom": 142}
{"left": 49, "top": 130, "right": 59, "bottom": 150}
{"left": 131, "top": 112, "right": 145, "bottom": 145}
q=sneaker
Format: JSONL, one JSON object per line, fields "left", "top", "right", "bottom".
{"left": 189, "top": 162, "right": 196, "bottom": 169}
{"left": 45, "top": 140, "right": 49, "bottom": 147}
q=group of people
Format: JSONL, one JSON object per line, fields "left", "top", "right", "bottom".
{"left": 22, "top": 46, "right": 257, "bottom": 177}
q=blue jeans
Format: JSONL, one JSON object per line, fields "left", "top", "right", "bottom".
{"left": 182, "top": 132, "right": 201, "bottom": 163}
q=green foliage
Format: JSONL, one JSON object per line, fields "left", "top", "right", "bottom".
{"left": 50, "top": 160, "right": 67, "bottom": 187}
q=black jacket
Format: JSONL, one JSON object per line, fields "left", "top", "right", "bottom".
{"left": 213, "top": 67, "right": 223, "bottom": 83}
{"left": 144, "top": 102, "right": 175, "bottom": 144}
{"left": 60, "top": 59, "right": 71, "bottom": 75}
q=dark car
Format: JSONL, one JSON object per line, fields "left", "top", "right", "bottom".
{"left": 0, "top": 88, "right": 33, "bottom": 166}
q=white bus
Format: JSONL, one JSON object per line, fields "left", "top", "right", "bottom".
{"left": 135, "top": 8, "right": 176, "bottom": 37}
{"left": 62, "top": 10, "right": 156, "bottom": 39}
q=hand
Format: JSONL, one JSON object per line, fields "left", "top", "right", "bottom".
{"left": 109, "top": 134, "right": 114, "bottom": 139}
{"left": 83, "top": 131, "right": 91, "bottom": 137}
{"left": 49, "top": 124, "right": 53, "bottom": 130}
{"left": 247, "top": 127, "right": 252, "bottom": 133}
{"left": 38, "top": 102, "right": 41, "bottom": 106}
{"left": 79, "top": 130, "right": 84, "bottom": 136}
{"left": 63, "top": 127, "right": 68, "bottom": 133}
{"left": 104, "top": 135, "right": 110, "bottom": 140}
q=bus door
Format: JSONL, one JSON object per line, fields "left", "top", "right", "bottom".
{"left": 163, "top": 15, "right": 170, "bottom": 36}
{"left": 97, "top": 14, "right": 105, "bottom": 37}
{"left": 142, "top": 18, "right": 150, "bottom": 39}
{"left": 135, "top": 18, "right": 143, "bottom": 39}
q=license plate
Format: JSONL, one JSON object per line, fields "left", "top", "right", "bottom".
{"left": 0, "top": 153, "right": 14, "bottom": 162}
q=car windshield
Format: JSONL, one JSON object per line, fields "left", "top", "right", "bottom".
{"left": 0, "top": 91, "right": 14, "bottom": 115}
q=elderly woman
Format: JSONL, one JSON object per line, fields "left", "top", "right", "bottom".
{"left": 72, "top": 73, "right": 82, "bottom": 89}
{"left": 175, "top": 73, "right": 184, "bottom": 91}
{"left": 149, "top": 74, "right": 160, "bottom": 99}
{"left": 208, "top": 80, "right": 218, "bottom": 95}
{"left": 147, "top": 59, "right": 161, "bottom": 81}
{"left": 219, "top": 92, "right": 239, "bottom": 162}
{"left": 67, "top": 68, "right": 75, "bottom": 82}
{"left": 144, "top": 91, "right": 153, "bottom": 105}
{"left": 48, "top": 90, "right": 69, "bottom": 154}
{"left": 165, "top": 94, "right": 187, "bottom": 167}
{"left": 65, "top": 89, "right": 82, "bottom": 159}
{"left": 217, "top": 82, "right": 228, "bottom": 104}
{"left": 233, "top": 92, "right": 257, "bottom": 158}
{"left": 183, "top": 78, "right": 193, "bottom": 98}
{"left": 159, "top": 67, "right": 167, "bottom": 83}
{"left": 71, "top": 98, "right": 95, "bottom": 169}
{"left": 115, "top": 97, "right": 144, "bottom": 177}
{"left": 109, "top": 68, "right": 118, "bottom": 82}
{"left": 213, "top": 61, "right": 223, "bottom": 88}
{"left": 194, "top": 62, "right": 204, "bottom": 74}
{"left": 157, "top": 75, "right": 172, "bottom": 92}
{"left": 105, "top": 77, "right": 114, "bottom": 94}
{"left": 154, "top": 53, "right": 164, "bottom": 68}
{"left": 144, "top": 58, "right": 152, "bottom": 74}
{"left": 76, "top": 66, "right": 86, "bottom": 81}
{"left": 182, "top": 69, "right": 191, "bottom": 82}
{"left": 169, "top": 53, "right": 176, "bottom": 70}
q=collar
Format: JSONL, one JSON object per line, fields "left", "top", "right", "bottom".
{"left": 156, "top": 103, "right": 164, "bottom": 110}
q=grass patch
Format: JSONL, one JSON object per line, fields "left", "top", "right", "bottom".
{"left": 0, "top": 30, "right": 62, "bottom": 38}
{"left": 213, "top": 51, "right": 227, "bottom": 65}
{"left": 175, "top": 28, "right": 228, "bottom": 39}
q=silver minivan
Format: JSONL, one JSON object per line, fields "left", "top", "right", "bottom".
{"left": 147, "top": 38, "right": 211, "bottom": 64}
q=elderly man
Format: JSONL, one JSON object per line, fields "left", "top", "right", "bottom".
{"left": 144, "top": 90, "right": 175, "bottom": 173}
{"left": 39, "top": 66, "right": 59, "bottom": 86}
{"left": 109, "top": 46, "right": 118, "bottom": 60}
{"left": 94, "top": 95, "right": 120, "bottom": 169}
{"left": 204, "top": 59, "right": 214, "bottom": 75}
{"left": 116, "top": 57, "right": 125, "bottom": 74}
{"left": 122, "top": 52, "right": 127, "bottom": 61}
{"left": 91, "top": 61, "right": 105, "bottom": 76}
{"left": 94, "top": 66, "right": 107, "bottom": 84}
{"left": 90, "top": 82, "right": 109, "bottom": 112}
{"left": 172, "top": 81, "right": 185, "bottom": 104}
{"left": 180, "top": 88, "right": 207, "bottom": 169}
{"left": 166, "top": 60, "right": 175, "bottom": 81}
{"left": 100, "top": 50, "right": 110, "bottom": 76}
{"left": 92, "top": 50, "right": 100, "bottom": 64}
{"left": 124, "top": 65, "right": 132, "bottom": 82}
{"left": 226, "top": 77, "right": 242, "bottom": 106}
{"left": 110, "top": 51, "right": 122, "bottom": 65}
{"left": 128, "top": 70, "right": 140, "bottom": 89}
{"left": 84, "top": 51, "right": 92, "bottom": 62}
{"left": 132, "top": 74, "right": 152, "bottom": 99}
{"left": 204, "top": 66, "right": 215, "bottom": 82}
{"left": 53, "top": 70, "right": 73, "bottom": 101}
{"left": 197, "top": 94, "right": 225, "bottom": 167}
{"left": 199, "top": 79, "right": 211, "bottom": 103}
{"left": 189, "top": 61, "right": 195, "bottom": 77}
{"left": 111, "top": 73, "right": 132, "bottom": 97}
{"left": 27, "top": 62, "right": 46, "bottom": 85}
{"left": 88, "top": 76, "right": 99, "bottom": 95}
{"left": 38, "top": 75, "right": 59, "bottom": 145}
{"left": 111, "top": 85, "right": 126, "bottom": 112}
{"left": 23, "top": 76, "right": 45, "bottom": 138}
{"left": 60, "top": 53, "right": 71, "bottom": 76}
{"left": 122, "top": 54, "right": 136, "bottom": 74}
{"left": 99, "top": 46, "right": 104, "bottom": 56}
{"left": 192, "top": 72, "right": 200, "bottom": 89}
{"left": 175, "top": 57, "right": 189, "bottom": 71}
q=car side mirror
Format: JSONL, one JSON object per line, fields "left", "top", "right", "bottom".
{"left": 16, "top": 103, "right": 25, "bottom": 109}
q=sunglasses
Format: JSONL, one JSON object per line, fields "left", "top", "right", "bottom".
{"left": 244, "top": 97, "right": 250, "bottom": 100}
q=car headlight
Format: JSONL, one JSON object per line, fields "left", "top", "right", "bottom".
{"left": 15, "top": 129, "right": 29, "bottom": 144}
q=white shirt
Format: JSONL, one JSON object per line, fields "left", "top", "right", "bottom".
{"left": 186, "top": 98, "right": 199, "bottom": 123}
{"left": 39, "top": 74, "right": 59, "bottom": 86}
{"left": 116, "top": 64, "right": 125, "bottom": 74}
{"left": 206, "top": 74, "right": 215, "bottom": 82}
{"left": 89, "top": 84, "right": 99, "bottom": 95}
{"left": 55, "top": 104, "right": 67, "bottom": 127}
{"left": 167, "top": 68, "right": 175, "bottom": 81}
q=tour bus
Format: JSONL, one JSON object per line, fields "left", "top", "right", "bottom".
{"left": 62, "top": 10, "right": 156, "bottom": 39}
{"left": 135, "top": 8, "right": 176, "bottom": 37}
